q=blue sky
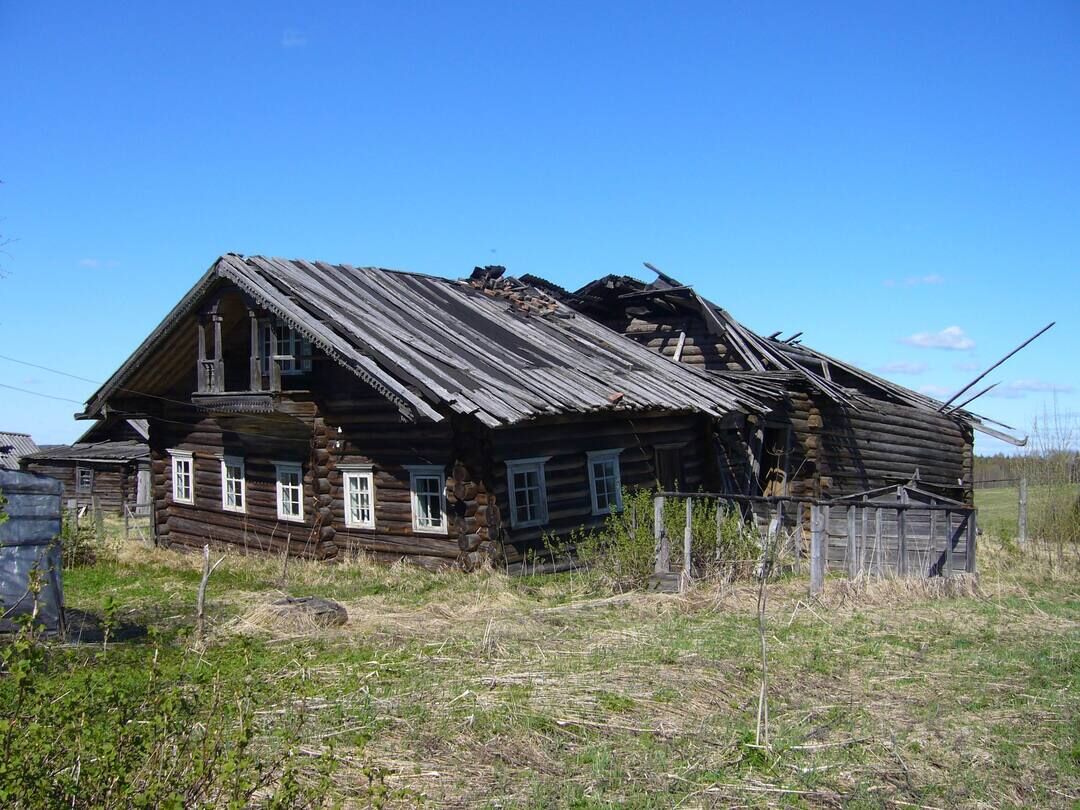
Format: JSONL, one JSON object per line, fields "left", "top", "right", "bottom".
{"left": 2, "top": 2, "right": 1076, "bottom": 453}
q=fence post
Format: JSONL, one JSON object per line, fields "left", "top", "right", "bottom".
{"left": 809, "top": 504, "right": 826, "bottom": 596}
{"left": 93, "top": 495, "right": 104, "bottom": 545}
{"left": 966, "top": 510, "right": 977, "bottom": 573}
{"left": 681, "top": 498, "right": 693, "bottom": 592}
{"left": 653, "top": 495, "right": 669, "bottom": 574}
{"left": 896, "top": 507, "right": 907, "bottom": 577}
{"left": 928, "top": 508, "right": 938, "bottom": 577}
{"left": 715, "top": 500, "right": 723, "bottom": 563}
{"left": 846, "top": 505, "right": 857, "bottom": 579}
{"left": 945, "top": 510, "right": 954, "bottom": 577}
{"left": 1018, "top": 477, "right": 1028, "bottom": 550}
{"left": 860, "top": 502, "right": 869, "bottom": 573}
{"left": 874, "top": 507, "right": 884, "bottom": 576}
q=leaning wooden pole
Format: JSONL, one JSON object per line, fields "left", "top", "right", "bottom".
{"left": 195, "top": 544, "right": 225, "bottom": 647}
{"left": 939, "top": 322, "right": 1055, "bottom": 411}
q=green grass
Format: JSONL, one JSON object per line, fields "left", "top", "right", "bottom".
{"left": 8, "top": 527, "right": 1080, "bottom": 807}
{"left": 976, "top": 483, "right": 1080, "bottom": 544}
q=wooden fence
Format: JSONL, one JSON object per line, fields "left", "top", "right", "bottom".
{"left": 650, "top": 491, "right": 976, "bottom": 595}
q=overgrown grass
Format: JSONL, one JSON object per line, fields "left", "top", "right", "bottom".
{"left": 3, "top": 517, "right": 1080, "bottom": 807}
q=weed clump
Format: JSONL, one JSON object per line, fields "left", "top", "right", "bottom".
{"left": 560, "top": 488, "right": 762, "bottom": 590}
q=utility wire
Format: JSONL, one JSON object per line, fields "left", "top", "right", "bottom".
{"left": 0, "top": 381, "right": 84, "bottom": 404}
{"left": 0, "top": 350, "right": 330, "bottom": 431}
{"left": 0, "top": 355, "right": 316, "bottom": 444}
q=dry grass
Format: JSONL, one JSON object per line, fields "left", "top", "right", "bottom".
{"left": 59, "top": 524, "right": 1080, "bottom": 808}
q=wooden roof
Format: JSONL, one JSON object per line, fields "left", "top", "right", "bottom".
{"left": 21, "top": 440, "right": 148, "bottom": 465}
{"left": 82, "top": 255, "right": 781, "bottom": 428}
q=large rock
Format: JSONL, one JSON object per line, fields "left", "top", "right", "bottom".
{"left": 270, "top": 596, "right": 348, "bottom": 627}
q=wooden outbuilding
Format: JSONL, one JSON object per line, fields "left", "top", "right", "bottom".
{"left": 77, "top": 255, "right": 780, "bottom": 569}
{"left": 20, "top": 418, "right": 151, "bottom": 515}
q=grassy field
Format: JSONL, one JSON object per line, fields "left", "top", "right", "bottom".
{"left": 975, "top": 483, "right": 1080, "bottom": 544}
{"left": 5, "top": 520, "right": 1080, "bottom": 808}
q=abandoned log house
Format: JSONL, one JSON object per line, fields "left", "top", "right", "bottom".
{"left": 20, "top": 417, "right": 151, "bottom": 515}
{"left": 527, "top": 266, "right": 1023, "bottom": 509}
{"left": 77, "top": 255, "right": 783, "bottom": 569}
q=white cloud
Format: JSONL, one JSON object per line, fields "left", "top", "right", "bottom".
{"left": 78, "top": 257, "right": 118, "bottom": 269}
{"left": 875, "top": 361, "right": 928, "bottom": 375}
{"left": 901, "top": 326, "right": 975, "bottom": 351}
{"left": 883, "top": 274, "right": 945, "bottom": 288}
{"left": 281, "top": 29, "right": 307, "bottom": 48}
{"left": 986, "top": 380, "right": 1074, "bottom": 400}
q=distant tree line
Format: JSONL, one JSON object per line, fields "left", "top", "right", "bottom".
{"left": 975, "top": 451, "right": 1080, "bottom": 488}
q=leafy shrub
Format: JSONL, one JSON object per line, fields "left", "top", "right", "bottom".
{"left": 0, "top": 623, "right": 337, "bottom": 808}
{"left": 564, "top": 488, "right": 762, "bottom": 589}
{"left": 60, "top": 509, "right": 110, "bottom": 569}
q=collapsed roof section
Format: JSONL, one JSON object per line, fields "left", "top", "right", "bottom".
{"left": 80, "top": 256, "right": 784, "bottom": 429}
{"left": 524, "top": 268, "right": 1024, "bottom": 446}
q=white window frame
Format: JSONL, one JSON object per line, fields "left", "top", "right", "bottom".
{"left": 274, "top": 461, "right": 305, "bottom": 522}
{"left": 406, "top": 464, "right": 447, "bottom": 535}
{"left": 168, "top": 449, "right": 194, "bottom": 505}
{"left": 341, "top": 464, "right": 376, "bottom": 530}
{"left": 587, "top": 449, "right": 624, "bottom": 516}
{"left": 505, "top": 456, "right": 550, "bottom": 529}
{"left": 75, "top": 465, "right": 94, "bottom": 494}
{"left": 262, "top": 321, "right": 313, "bottom": 375}
{"left": 220, "top": 455, "right": 246, "bottom": 514}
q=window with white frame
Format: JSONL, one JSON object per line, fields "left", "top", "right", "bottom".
{"left": 221, "top": 455, "right": 246, "bottom": 513}
{"left": 506, "top": 457, "right": 550, "bottom": 528}
{"left": 274, "top": 462, "right": 304, "bottom": 522}
{"left": 75, "top": 465, "right": 94, "bottom": 494}
{"left": 262, "top": 320, "right": 313, "bottom": 375}
{"left": 406, "top": 465, "right": 446, "bottom": 534}
{"left": 168, "top": 450, "right": 194, "bottom": 505}
{"left": 342, "top": 465, "right": 375, "bottom": 529}
{"left": 587, "top": 449, "right": 624, "bottom": 515}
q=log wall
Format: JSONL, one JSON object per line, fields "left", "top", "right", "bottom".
{"left": 489, "top": 410, "right": 713, "bottom": 563}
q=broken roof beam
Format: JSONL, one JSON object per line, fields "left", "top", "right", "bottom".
{"left": 617, "top": 285, "right": 695, "bottom": 300}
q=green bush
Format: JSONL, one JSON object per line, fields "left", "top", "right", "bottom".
{"left": 0, "top": 624, "right": 337, "bottom": 808}
{"left": 565, "top": 488, "right": 762, "bottom": 589}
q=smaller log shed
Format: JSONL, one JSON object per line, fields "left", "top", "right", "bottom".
{"left": 20, "top": 418, "right": 151, "bottom": 515}
{"left": 74, "top": 255, "right": 782, "bottom": 569}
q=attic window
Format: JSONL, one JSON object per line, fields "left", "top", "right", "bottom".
{"left": 262, "top": 320, "right": 312, "bottom": 375}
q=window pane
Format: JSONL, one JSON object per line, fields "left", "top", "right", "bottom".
{"left": 414, "top": 475, "right": 443, "bottom": 528}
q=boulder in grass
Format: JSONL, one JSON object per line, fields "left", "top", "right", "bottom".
{"left": 270, "top": 596, "right": 348, "bottom": 627}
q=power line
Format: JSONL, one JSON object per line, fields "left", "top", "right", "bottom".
{"left": 0, "top": 350, "right": 327, "bottom": 431}
{"left": 0, "top": 382, "right": 84, "bottom": 404}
